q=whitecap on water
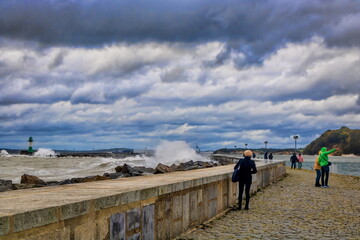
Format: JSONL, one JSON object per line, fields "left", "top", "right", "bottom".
{"left": 33, "top": 148, "right": 56, "bottom": 157}
{"left": 0, "top": 150, "right": 10, "bottom": 156}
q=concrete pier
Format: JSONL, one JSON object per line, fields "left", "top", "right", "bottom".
{"left": 176, "top": 168, "right": 360, "bottom": 239}
{"left": 0, "top": 159, "right": 285, "bottom": 240}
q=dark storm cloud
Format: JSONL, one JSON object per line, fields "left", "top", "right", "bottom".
{"left": 1, "top": 0, "right": 360, "bottom": 66}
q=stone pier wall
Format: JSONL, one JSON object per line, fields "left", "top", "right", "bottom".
{"left": 0, "top": 159, "right": 286, "bottom": 240}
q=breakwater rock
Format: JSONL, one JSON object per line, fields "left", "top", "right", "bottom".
{"left": 7, "top": 160, "right": 221, "bottom": 191}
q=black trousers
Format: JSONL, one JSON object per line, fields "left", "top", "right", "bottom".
{"left": 238, "top": 180, "right": 251, "bottom": 209}
{"left": 321, "top": 165, "right": 330, "bottom": 186}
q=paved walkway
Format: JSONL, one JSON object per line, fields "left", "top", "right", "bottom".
{"left": 176, "top": 168, "right": 360, "bottom": 240}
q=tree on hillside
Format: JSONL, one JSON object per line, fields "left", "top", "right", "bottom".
{"left": 303, "top": 127, "right": 360, "bottom": 155}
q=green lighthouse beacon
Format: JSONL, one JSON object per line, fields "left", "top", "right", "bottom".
{"left": 28, "top": 136, "right": 34, "bottom": 153}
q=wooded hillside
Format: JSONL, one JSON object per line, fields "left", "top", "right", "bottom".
{"left": 302, "top": 126, "right": 360, "bottom": 155}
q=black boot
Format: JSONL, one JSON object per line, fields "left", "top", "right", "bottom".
{"left": 237, "top": 199, "right": 242, "bottom": 210}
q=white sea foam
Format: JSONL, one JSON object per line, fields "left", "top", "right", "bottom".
{"left": 33, "top": 148, "right": 56, "bottom": 157}
{"left": 0, "top": 150, "right": 10, "bottom": 156}
{"left": 151, "top": 140, "right": 209, "bottom": 167}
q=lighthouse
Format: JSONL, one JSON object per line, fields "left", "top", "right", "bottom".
{"left": 28, "top": 136, "right": 34, "bottom": 153}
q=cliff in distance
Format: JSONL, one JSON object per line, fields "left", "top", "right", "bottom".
{"left": 302, "top": 126, "right": 360, "bottom": 155}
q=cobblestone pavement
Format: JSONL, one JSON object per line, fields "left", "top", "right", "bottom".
{"left": 176, "top": 168, "right": 360, "bottom": 240}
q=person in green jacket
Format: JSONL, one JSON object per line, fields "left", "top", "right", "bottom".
{"left": 318, "top": 147, "right": 337, "bottom": 188}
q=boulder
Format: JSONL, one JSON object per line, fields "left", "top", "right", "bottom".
{"left": 155, "top": 163, "right": 174, "bottom": 174}
{"left": 20, "top": 174, "right": 46, "bottom": 186}
{"left": 115, "top": 165, "right": 123, "bottom": 173}
{"left": 170, "top": 164, "right": 179, "bottom": 171}
{"left": 177, "top": 161, "right": 199, "bottom": 171}
{"left": 121, "top": 164, "right": 138, "bottom": 174}
{"left": 133, "top": 166, "right": 156, "bottom": 174}
{"left": 195, "top": 161, "right": 214, "bottom": 168}
{"left": 46, "top": 181, "right": 60, "bottom": 186}
{"left": 70, "top": 178, "right": 83, "bottom": 184}
{"left": 12, "top": 183, "right": 37, "bottom": 190}
{"left": 83, "top": 175, "right": 109, "bottom": 182}
{"left": 59, "top": 179, "right": 72, "bottom": 185}
{"left": 103, "top": 172, "right": 125, "bottom": 179}
{"left": 0, "top": 179, "right": 12, "bottom": 192}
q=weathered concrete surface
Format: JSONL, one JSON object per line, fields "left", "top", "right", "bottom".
{"left": 0, "top": 159, "right": 285, "bottom": 240}
{"left": 176, "top": 168, "right": 360, "bottom": 240}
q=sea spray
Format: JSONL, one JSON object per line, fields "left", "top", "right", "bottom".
{"left": 33, "top": 148, "right": 56, "bottom": 157}
{"left": 151, "top": 140, "right": 209, "bottom": 167}
{"left": 0, "top": 150, "right": 10, "bottom": 156}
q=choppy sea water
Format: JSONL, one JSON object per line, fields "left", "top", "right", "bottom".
{"left": 272, "top": 155, "right": 360, "bottom": 177}
{"left": 0, "top": 141, "right": 212, "bottom": 183}
{"left": 1, "top": 151, "right": 359, "bottom": 184}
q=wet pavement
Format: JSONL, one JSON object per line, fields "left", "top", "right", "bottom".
{"left": 176, "top": 168, "right": 360, "bottom": 240}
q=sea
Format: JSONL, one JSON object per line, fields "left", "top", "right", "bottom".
{"left": 272, "top": 154, "right": 360, "bottom": 177}
{"left": 0, "top": 141, "right": 211, "bottom": 183}
{"left": 1, "top": 147, "right": 360, "bottom": 184}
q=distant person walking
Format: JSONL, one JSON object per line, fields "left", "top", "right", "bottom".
{"left": 318, "top": 147, "right": 337, "bottom": 188}
{"left": 314, "top": 151, "right": 322, "bottom": 187}
{"left": 264, "top": 152, "right": 268, "bottom": 160}
{"left": 268, "top": 153, "right": 273, "bottom": 160}
{"left": 297, "top": 153, "right": 304, "bottom": 169}
{"left": 290, "top": 153, "right": 297, "bottom": 169}
{"left": 234, "top": 150, "right": 257, "bottom": 210}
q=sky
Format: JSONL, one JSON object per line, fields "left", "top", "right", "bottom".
{"left": 1, "top": 0, "right": 360, "bottom": 151}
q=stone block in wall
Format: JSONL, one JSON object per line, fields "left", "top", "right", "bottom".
{"left": 60, "top": 200, "right": 91, "bottom": 220}
{"left": 127, "top": 233, "right": 140, "bottom": 240}
{"left": 172, "top": 196, "right": 183, "bottom": 237}
{"left": 208, "top": 184, "right": 217, "bottom": 200}
{"left": 14, "top": 207, "right": 58, "bottom": 232}
{"left": 21, "top": 227, "right": 71, "bottom": 240}
{"left": 95, "top": 194, "right": 121, "bottom": 210}
{"left": 172, "top": 195, "right": 182, "bottom": 219}
{"left": 120, "top": 191, "right": 140, "bottom": 205}
{"left": 126, "top": 208, "right": 140, "bottom": 231}
{"left": 155, "top": 197, "right": 171, "bottom": 240}
{"left": 96, "top": 218, "right": 109, "bottom": 240}
{"left": 0, "top": 216, "right": 10, "bottom": 236}
{"left": 142, "top": 204, "right": 154, "bottom": 240}
{"left": 110, "top": 212, "right": 125, "bottom": 240}
{"left": 74, "top": 222, "right": 96, "bottom": 240}
{"left": 173, "top": 220, "right": 183, "bottom": 237}
{"left": 208, "top": 199, "right": 217, "bottom": 218}
{"left": 182, "top": 193, "right": 190, "bottom": 232}
{"left": 189, "top": 191, "right": 198, "bottom": 224}
{"left": 140, "top": 187, "right": 158, "bottom": 201}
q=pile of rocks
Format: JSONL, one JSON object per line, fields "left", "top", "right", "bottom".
{"left": 0, "top": 160, "right": 221, "bottom": 192}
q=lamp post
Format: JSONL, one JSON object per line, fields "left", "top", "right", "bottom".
{"left": 293, "top": 135, "right": 299, "bottom": 152}
{"left": 264, "top": 141, "right": 268, "bottom": 150}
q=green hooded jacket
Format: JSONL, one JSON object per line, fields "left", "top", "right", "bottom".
{"left": 318, "top": 147, "right": 337, "bottom": 167}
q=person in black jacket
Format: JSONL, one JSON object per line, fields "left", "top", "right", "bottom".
{"left": 290, "top": 153, "right": 297, "bottom": 169}
{"left": 234, "top": 150, "right": 257, "bottom": 210}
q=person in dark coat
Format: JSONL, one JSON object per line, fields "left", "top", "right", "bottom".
{"left": 264, "top": 151, "right": 268, "bottom": 159}
{"left": 234, "top": 150, "right": 257, "bottom": 210}
{"left": 268, "top": 153, "right": 273, "bottom": 160}
{"left": 290, "top": 153, "right": 297, "bottom": 169}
